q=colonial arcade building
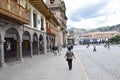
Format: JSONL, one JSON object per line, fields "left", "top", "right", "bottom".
{"left": 0, "top": 0, "right": 60, "bottom": 67}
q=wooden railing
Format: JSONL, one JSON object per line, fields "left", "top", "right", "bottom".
{"left": 0, "top": 0, "right": 29, "bottom": 21}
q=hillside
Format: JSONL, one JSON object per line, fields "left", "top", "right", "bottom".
{"left": 67, "top": 28, "right": 87, "bottom": 35}
{"left": 67, "top": 24, "right": 120, "bottom": 35}
{"left": 89, "top": 24, "right": 120, "bottom": 32}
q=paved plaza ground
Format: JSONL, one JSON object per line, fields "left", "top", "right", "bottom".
{"left": 0, "top": 44, "right": 120, "bottom": 80}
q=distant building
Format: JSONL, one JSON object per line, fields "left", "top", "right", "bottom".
{"left": 79, "top": 31, "right": 120, "bottom": 44}
{"left": 67, "top": 30, "right": 74, "bottom": 45}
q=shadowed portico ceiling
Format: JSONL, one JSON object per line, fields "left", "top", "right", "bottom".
{"left": 29, "top": 0, "right": 51, "bottom": 17}
{"left": 29, "top": 0, "right": 60, "bottom": 26}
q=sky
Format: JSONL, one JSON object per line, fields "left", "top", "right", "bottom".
{"left": 64, "top": 0, "right": 120, "bottom": 30}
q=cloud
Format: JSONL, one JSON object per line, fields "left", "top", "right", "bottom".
{"left": 70, "top": 1, "right": 108, "bottom": 21}
{"left": 64, "top": 0, "right": 120, "bottom": 29}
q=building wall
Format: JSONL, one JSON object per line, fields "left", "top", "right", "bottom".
{"left": 29, "top": 5, "right": 46, "bottom": 32}
{"left": 45, "top": 0, "right": 67, "bottom": 47}
{"left": 0, "top": 0, "right": 49, "bottom": 67}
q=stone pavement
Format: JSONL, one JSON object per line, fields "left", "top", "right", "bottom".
{"left": 0, "top": 48, "right": 86, "bottom": 80}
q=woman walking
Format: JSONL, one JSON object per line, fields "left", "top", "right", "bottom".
{"left": 64, "top": 47, "right": 75, "bottom": 70}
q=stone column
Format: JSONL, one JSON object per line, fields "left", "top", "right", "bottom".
{"left": 30, "top": 41, "right": 33, "bottom": 57}
{"left": 37, "top": 41, "right": 40, "bottom": 55}
{"left": 43, "top": 33, "right": 47, "bottom": 54}
{"left": 0, "top": 41, "right": 6, "bottom": 67}
{"left": 18, "top": 41, "right": 24, "bottom": 62}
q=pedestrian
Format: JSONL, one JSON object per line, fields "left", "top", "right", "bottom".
{"left": 107, "top": 42, "right": 110, "bottom": 50}
{"left": 93, "top": 44, "right": 97, "bottom": 52}
{"left": 52, "top": 44, "right": 58, "bottom": 55}
{"left": 58, "top": 45, "right": 61, "bottom": 55}
{"left": 86, "top": 44, "right": 89, "bottom": 48}
{"left": 64, "top": 47, "right": 75, "bottom": 70}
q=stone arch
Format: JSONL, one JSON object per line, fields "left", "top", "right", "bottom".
{"left": 33, "top": 33, "right": 38, "bottom": 41}
{"left": 33, "top": 33, "right": 38, "bottom": 55}
{"left": 3, "top": 25, "right": 21, "bottom": 40}
{"left": 22, "top": 31, "right": 31, "bottom": 57}
{"left": 4, "top": 28, "right": 20, "bottom": 63}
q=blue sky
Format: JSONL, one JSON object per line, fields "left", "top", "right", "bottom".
{"left": 64, "top": 0, "right": 120, "bottom": 29}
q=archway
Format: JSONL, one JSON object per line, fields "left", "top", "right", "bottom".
{"left": 33, "top": 33, "right": 38, "bottom": 55}
{"left": 22, "top": 31, "right": 31, "bottom": 57}
{"left": 39, "top": 34, "right": 44, "bottom": 54}
{"left": 4, "top": 28, "right": 20, "bottom": 63}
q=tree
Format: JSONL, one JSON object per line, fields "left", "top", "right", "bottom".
{"left": 108, "top": 35, "right": 120, "bottom": 44}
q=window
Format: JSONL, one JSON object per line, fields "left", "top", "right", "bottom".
{"left": 41, "top": 18, "right": 44, "bottom": 31}
{"left": 33, "top": 13, "right": 37, "bottom": 28}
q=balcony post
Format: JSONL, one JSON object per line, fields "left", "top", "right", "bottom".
{"left": 26, "top": 0, "right": 29, "bottom": 10}
{"left": 7, "top": 0, "right": 10, "bottom": 11}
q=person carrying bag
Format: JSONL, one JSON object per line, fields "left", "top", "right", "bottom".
{"left": 64, "top": 47, "right": 75, "bottom": 70}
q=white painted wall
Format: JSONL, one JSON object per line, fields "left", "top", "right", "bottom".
{"left": 20, "top": 0, "right": 26, "bottom": 8}
{"left": 29, "top": 5, "right": 46, "bottom": 32}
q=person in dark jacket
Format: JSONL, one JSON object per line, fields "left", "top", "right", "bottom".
{"left": 93, "top": 44, "right": 97, "bottom": 52}
{"left": 52, "top": 45, "right": 58, "bottom": 55}
{"left": 64, "top": 47, "right": 75, "bottom": 70}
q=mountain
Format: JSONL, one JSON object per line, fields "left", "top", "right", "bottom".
{"left": 89, "top": 24, "right": 120, "bottom": 32}
{"left": 67, "top": 24, "right": 120, "bottom": 36}
{"left": 67, "top": 27, "right": 87, "bottom": 35}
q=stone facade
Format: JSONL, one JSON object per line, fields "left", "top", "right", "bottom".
{"left": 45, "top": 0, "right": 67, "bottom": 47}
{"left": 67, "top": 30, "right": 74, "bottom": 45}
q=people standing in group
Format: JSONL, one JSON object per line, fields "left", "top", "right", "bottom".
{"left": 104, "top": 42, "right": 110, "bottom": 50}
{"left": 64, "top": 47, "right": 75, "bottom": 70}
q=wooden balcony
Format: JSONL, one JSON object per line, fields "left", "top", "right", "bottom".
{"left": 46, "top": 26, "right": 58, "bottom": 35}
{"left": 0, "top": 0, "right": 29, "bottom": 24}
